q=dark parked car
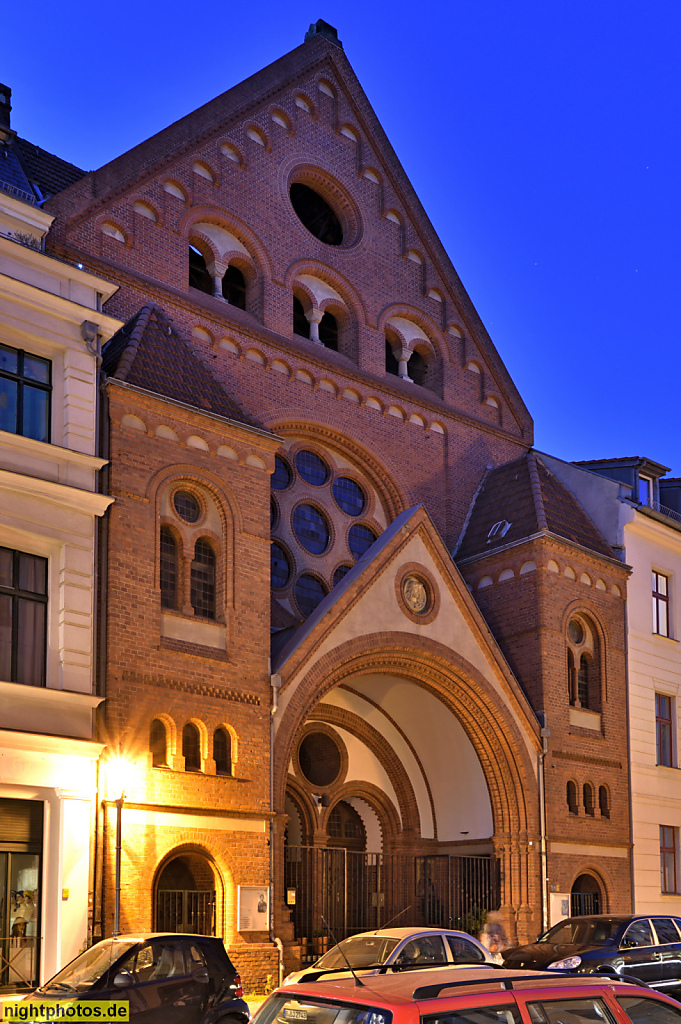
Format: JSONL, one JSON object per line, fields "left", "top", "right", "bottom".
{"left": 23, "top": 932, "right": 249, "bottom": 1024}
{"left": 503, "top": 915, "right": 681, "bottom": 989}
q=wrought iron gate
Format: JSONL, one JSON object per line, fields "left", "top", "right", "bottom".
{"left": 155, "top": 889, "right": 215, "bottom": 934}
{"left": 284, "top": 847, "right": 499, "bottom": 962}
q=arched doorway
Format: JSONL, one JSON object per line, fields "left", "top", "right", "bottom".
{"left": 154, "top": 852, "right": 216, "bottom": 934}
{"left": 571, "top": 873, "right": 602, "bottom": 916}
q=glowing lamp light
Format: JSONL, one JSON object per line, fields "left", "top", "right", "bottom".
{"left": 107, "top": 756, "right": 135, "bottom": 802}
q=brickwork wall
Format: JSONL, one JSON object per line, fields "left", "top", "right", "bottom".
{"left": 100, "top": 384, "right": 278, "bottom": 989}
{"left": 459, "top": 539, "right": 633, "bottom": 911}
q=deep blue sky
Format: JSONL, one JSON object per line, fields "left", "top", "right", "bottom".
{"left": 4, "top": 1, "right": 680, "bottom": 471}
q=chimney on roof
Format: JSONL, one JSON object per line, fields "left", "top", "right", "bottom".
{"left": 304, "top": 20, "right": 343, "bottom": 48}
{"left": 0, "top": 85, "right": 11, "bottom": 129}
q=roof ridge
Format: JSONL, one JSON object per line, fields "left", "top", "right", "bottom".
{"left": 527, "top": 451, "right": 548, "bottom": 531}
{"left": 115, "top": 303, "right": 156, "bottom": 381}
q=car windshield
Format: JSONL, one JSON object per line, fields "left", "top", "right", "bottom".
{"left": 253, "top": 995, "right": 391, "bottom": 1024}
{"left": 315, "top": 936, "right": 400, "bottom": 969}
{"left": 40, "top": 939, "right": 138, "bottom": 992}
{"left": 538, "top": 920, "right": 622, "bottom": 946}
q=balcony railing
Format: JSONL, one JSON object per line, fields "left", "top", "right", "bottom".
{"left": 0, "top": 180, "right": 37, "bottom": 205}
{"left": 640, "top": 499, "right": 681, "bottom": 526}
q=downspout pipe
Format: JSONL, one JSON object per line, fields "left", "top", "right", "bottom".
{"left": 270, "top": 670, "right": 284, "bottom": 986}
{"left": 538, "top": 723, "right": 550, "bottom": 933}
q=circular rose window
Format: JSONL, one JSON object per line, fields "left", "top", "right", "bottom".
{"left": 299, "top": 731, "right": 341, "bottom": 787}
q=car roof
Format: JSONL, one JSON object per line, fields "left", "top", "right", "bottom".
{"left": 103, "top": 933, "right": 219, "bottom": 942}
{"left": 342, "top": 928, "right": 475, "bottom": 940}
{"left": 281, "top": 966, "right": 638, "bottom": 1006}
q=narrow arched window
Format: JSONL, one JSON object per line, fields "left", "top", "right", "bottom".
{"left": 583, "top": 782, "right": 595, "bottom": 816}
{"left": 293, "top": 296, "right": 310, "bottom": 338}
{"left": 214, "top": 727, "right": 232, "bottom": 775}
{"left": 191, "top": 539, "right": 216, "bottom": 619}
{"left": 319, "top": 312, "right": 338, "bottom": 351}
{"left": 222, "top": 265, "right": 246, "bottom": 309}
{"left": 407, "top": 349, "right": 428, "bottom": 386}
{"left": 150, "top": 718, "right": 167, "bottom": 768}
{"left": 189, "top": 245, "right": 213, "bottom": 294}
{"left": 599, "top": 785, "right": 610, "bottom": 818}
{"left": 578, "top": 655, "right": 590, "bottom": 708}
{"left": 183, "top": 722, "right": 201, "bottom": 771}
{"left": 385, "top": 339, "right": 399, "bottom": 376}
{"left": 160, "top": 527, "right": 178, "bottom": 609}
{"left": 567, "top": 781, "right": 578, "bottom": 814}
{"left": 567, "top": 649, "right": 576, "bottom": 704}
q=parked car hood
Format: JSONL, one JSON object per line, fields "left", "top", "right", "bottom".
{"left": 504, "top": 942, "right": 611, "bottom": 967}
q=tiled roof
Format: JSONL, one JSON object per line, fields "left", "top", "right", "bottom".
{"left": 456, "top": 452, "right": 614, "bottom": 561}
{"left": 15, "top": 137, "right": 85, "bottom": 198}
{"left": 0, "top": 142, "right": 36, "bottom": 203}
{"left": 102, "top": 303, "right": 264, "bottom": 430}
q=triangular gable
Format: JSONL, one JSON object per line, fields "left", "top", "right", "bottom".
{"left": 273, "top": 504, "right": 541, "bottom": 751}
{"left": 46, "top": 34, "right": 531, "bottom": 436}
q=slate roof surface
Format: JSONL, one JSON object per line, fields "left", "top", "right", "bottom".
{"left": 0, "top": 135, "right": 85, "bottom": 206}
{"left": 456, "top": 452, "right": 614, "bottom": 561}
{"left": 102, "top": 303, "right": 264, "bottom": 430}
{"left": 15, "top": 137, "right": 86, "bottom": 198}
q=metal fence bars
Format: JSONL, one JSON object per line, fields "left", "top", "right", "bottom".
{"left": 284, "top": 847, "right": 499, "bottom": 963}
{"left": 156, "top": 889, "right": 216, "bottom": 934}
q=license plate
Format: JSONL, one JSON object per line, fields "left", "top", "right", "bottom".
{"left": 285, "top": 1010, "right": 308, "bottom": 1020}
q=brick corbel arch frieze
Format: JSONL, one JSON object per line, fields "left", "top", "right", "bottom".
{"left": 274, "top": 631, "right": 541, "bottom": 943}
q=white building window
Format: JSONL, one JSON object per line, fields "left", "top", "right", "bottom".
{"left": 653, "top": 571, "right": 670, "bottom": 637}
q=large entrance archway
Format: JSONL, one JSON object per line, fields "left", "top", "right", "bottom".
{"left": 277, "top": 634, "right": 539, "bottom": 952}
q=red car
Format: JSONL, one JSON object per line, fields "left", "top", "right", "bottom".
{"left": 253, "top": 965, "right": 681, "bottom": 1024}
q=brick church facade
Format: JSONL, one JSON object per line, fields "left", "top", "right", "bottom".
{"left": 40, "top": 21, "right": 632, "bottom": 988}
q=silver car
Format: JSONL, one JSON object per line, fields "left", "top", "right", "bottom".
{"left": 283, "top": 926, "right": 495, "bottom": 984}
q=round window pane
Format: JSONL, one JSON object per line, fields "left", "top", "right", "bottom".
{"left": 348, "top": 523, "right": 376, "bottom": 560}
{"left": 296, "top": 450, "right": 329, "bottom": 486}
{"left": 271, "top": 456, "right": 292, "bottom": 491}
{"left": 293, "top": 504, "right": 329, "bottom": 554}
{"left": 333, "top": 564, "right": 352, "bottom": 586}
{"left": 299, "top": 731, "right": 341, "bottom": 786}
{"left": 295, "top": 574, "right": 328, "bottom": 618}
{"left": 290, "top": 183, "right": 343, "bottom": 246}
{"left": 173, "top": 490, "right": 200, "bottom": 523}
{"left": 333, "top": 477, "right": 365, "bottom": 516}
{"left": 568, "top": 620, "right": 584, "bottom": 645}
{"left": 271, "top": 543, "right": 290, "bottom": 590}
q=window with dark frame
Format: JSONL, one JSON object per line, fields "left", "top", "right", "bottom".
{"left": 213, "top": 727, "right": 232, "bottom": 775}
{"left": 653, "top": 571, "right": 670, "bottom": 637}
{"left": 661, "top": 825, "right": 678, "bottom": 894}
{"left": 583, "top": 782, "right": 595, "bottom": 817}
{"left": 159, "top": 528, "right": 179, "bottom": 609}
{"left": 0, "top": 344, "right": 51, "bottom": 443}
{"left": 599, "top": 785, "right": 610, "bottom": 818}
{"left": 150, "top": 719, "right": 167, "bottom": 767}
{"left": 566, "top": 781, "right": 578, "bottom": 815}
{"left": 182, "top": 723, "right": 201, "bottom": 772}
{"left": 191, "top": 539, "right": 216, "bottom": 619}
{"left": 0, "top": 547, "right": 47, "bottom": 687}
{"left": 656, "top": 693, "right": 674, "bottom": 767}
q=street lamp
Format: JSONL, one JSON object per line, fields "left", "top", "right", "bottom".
{"left": 107, "top": 756, "right": 134, "bottom": 937}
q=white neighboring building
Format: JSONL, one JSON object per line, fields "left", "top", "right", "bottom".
{"left": 542, "top": 453, "right": 681, "bottom": 915}
{"left": 0, "top": 85, "right": 121, "bottom": 990}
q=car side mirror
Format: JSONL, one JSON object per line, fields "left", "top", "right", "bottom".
{"left": 113, "top": 971, "right": 133, "bottom": 988}
{"left": 192, "top": 967, "right": 210, "bottom": 984}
